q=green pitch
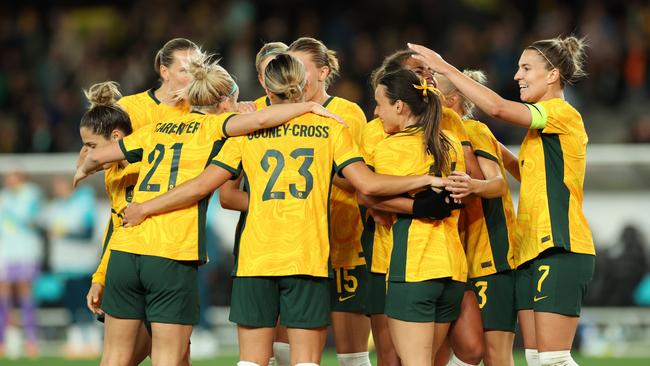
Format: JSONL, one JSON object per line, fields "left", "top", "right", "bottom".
{"left": 2, "top": 351, "right": 649, "bottom": 365}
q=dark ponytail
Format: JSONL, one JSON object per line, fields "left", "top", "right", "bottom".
{"left": 378, "top": 69, "right": 451, "bottom": 175}
{"left": 80, "top": 81, "right": 132, "bottom": 138}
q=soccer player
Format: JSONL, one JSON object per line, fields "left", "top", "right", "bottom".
{"left": 410, "top": 36, "right": 595, "bottom": 366}
{"left": 73, "top": 54, "right": 342, "bottom": 366}
{"left": 438, "top": 70, "right": 518, "bottom": 366}
{"left": 282, "top": 37, "right": 370, "bottom": 366}
{"left": 118, "top": 53, "right": 449, "bottom": 366}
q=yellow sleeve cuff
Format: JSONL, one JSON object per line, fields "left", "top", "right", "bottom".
{"left": 526, "top": 103, "right": 548, "bottom": 130}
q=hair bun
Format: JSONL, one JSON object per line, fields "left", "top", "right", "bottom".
{"left": 84, "top": 81, "right": 121, "bottom": 108}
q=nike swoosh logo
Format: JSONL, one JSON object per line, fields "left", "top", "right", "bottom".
{"left": 534, "top": 296, "right": 548, "bottom": 302}
{"left": 339, "top": 294, "right": 355, "bottom": 302}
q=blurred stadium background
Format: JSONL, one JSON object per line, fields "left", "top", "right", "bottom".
{"left": 1, "top": 0, "right": 649, "bottom": 364}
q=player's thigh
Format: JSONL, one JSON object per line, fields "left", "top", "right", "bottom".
{"left": 238, "top": 325, "right": 275, "bottom": 365}
{"left": 100, "top": 314, "right": 143, "bottom": 366}
{"left": 150, "top": 322, "right": 192, "bottom": 366}
{"left": 331, "top": 311, "right": 370, "bottom": 353}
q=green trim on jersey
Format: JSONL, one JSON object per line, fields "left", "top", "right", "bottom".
{"left": 211, "top": 160, "right": 240, "bottom": 177}
{"left": 481, "top": 197, "right": 512, "bottom": 272}
{"left": 461, "top": 141, "right": 473, "bottom": 147}
{"left": 526, "top": 103, "right": 548, "bottom": 129}
{"left": 323, "top": 96, "right": 335, "bottom": 108}
{"left": 335, "top": 157, "right": 364, "bottom": 177}
{"left": 221, "top": 114, "right": 237, "bottom": 138}
{"left": 389, "top": 215, "right": 413, "bottom": 281}
{"left": 541, "top": 133, "right": 571, "bottom": 251}
{"left": 232, "top": 174, "right": 251, "bottom": 276}
{"left": 360, "top": 208, "right": 375, "bottom": 269}
{"left": 100, "top": 218, "right": 114, "bottom": 258}
{"left": 265, "top": 96, "right": 271, "bottom": 107}
{"left": 475, "top": 149, "right": 499, "bottom": 163}
{"left": 119, "top": 140, "right": 143, "bottom": 163}
{"left": 147, "top": 88, "right": 161, "bottom": 105}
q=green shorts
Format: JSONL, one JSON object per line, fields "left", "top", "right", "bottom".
{"left": 515, "top": 249, "right": 595, "bottom": 316}
{"left": 471, "top": 270, "right": 516, "bottom": 332}
{"left": 385, "top": 278, "right": 464, "bottom": 323}
{"left": 365, "top": 272, "right": 387, "bottom": 315}
{"left": 229, "top": 275, "right": 331, "bottom": 329}
{"left": 102, "top": 250, "right": 199, "bottom": 325}
{"left": 331, "top": 265, "right": 369, "bottom": 313}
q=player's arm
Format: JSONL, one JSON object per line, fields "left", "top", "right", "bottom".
{"left": 123, "top": 165, "right": 233, "bottom": 227}
{"left": 219, "top": 176, "right": 249, "bottom": 212}
{"left": 225, "top": 102, "right": 344, "bottom": 137}
{"left": 357, "top": 193, "right": 413, "bottom": 214}
{"left": 499, "top": 142, "right": 520, "bottom": 181}
{"left": 408, "top": 43, "right": 532, "bottom": 128}
{"left": 445, "top": 156, "right": 506, "bottom": 199}
{"left": 341, "top": 161, "right": 445, "bottom": 196}
{"left": 333, "top": 175, "right": 355, "bottom": 193}
{"left": 74, "top": 142, "right": 124, "bottom": 187}
{"left": 463, "top": 145, "right": 485, "bottom": 180}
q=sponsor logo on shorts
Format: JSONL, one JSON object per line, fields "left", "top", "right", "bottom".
{"left": 533, "top": 295, "right": 548, "bottom": 302}
{"left": 338, "top": 294, "right": 355, "bottom": 302}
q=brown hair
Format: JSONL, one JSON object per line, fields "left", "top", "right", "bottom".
{"left": 80, "top": 82, "right": 132, "bottom": 138}
{"left": 264, "top": 53, "right": 306, "bottom": 103}
{"left": 370, "top": 49, "right": 416, "bottom": 88}
{"left": 154, "top": 38, "right": 200, "bottom": 77}
{"left": 184, "top": 54, "right": 238, "bottom": 108}
{"left": 526, "top": 35, "right": 588, "bottom": 86}
{"left": 378, "top": 69, "right": 452, "bottom": 175}
{"left": 255, "top": 42, "right": 289, "bottom": 75}
{"left": 288, "top": 37, "right": 340, "bottom": 88}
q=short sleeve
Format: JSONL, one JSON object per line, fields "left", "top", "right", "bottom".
{"left": 360, "top": 119, "right": 384, "bottom": 170}
{"left": 211, "top": 137, "right": 243, "bottom": 178}
{"left": 442, "top": 108, "right": 471, "bottom": 146}
{"left": 118, "top": 125, "right": 151, "bottom": 163}
{"left": 470, "top": 123, "right": 500, "bottom": 163}
{"left": 206, "top": 112, "right": 237, "bottom": 140}
{"left": 331, "top": 124, "right": 365, "bottom": 176}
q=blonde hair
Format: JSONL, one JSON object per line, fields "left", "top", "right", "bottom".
{"left": 264, "top": 53, "right": 306, "bottom": 103}
{"left": 81, "top": 81, "right": 132, "bottom": 138}
{"left": 154, "top": 38, "right": 200, "bottom": 77}
{"left": 183, "top": 54, "right": 238, "bottom": 108}
{"left": 527, "top": 35, "right": 588, "bottom": 86}
{"left": 288, "top": 37, "right": 340, "bottom": 88}
{"left": 255, "top": 42, "right": 289, "bottom": 75}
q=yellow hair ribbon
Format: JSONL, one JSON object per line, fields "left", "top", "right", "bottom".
{"left": 413, "top": 78, "right": 441, "bottom": 98}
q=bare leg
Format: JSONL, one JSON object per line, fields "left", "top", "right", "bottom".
{"left": 239, "top": 325, "right": 275, "bottom": 366}
{"left": 446, "top": 291, "right": 484, "bottom": 364}
{"left": 534, "top": 312, "right": 578, "bottom": 352}
{"left": 370, "top": 314, "right": 401, "bottom": 366}
{"left": 287, "top": 326, "right": 328, "bottom": 365}
{"left": 483, "top": 330, "right": 514, "bottom": 366}
{"left": 100, "top": 314, "right": 143, "bottom": 366}
{"left": 150, "top": 322, "right": 192, "bottom": 366}
{"left": 388, "top": 317, "right": 435, "bottom": 366}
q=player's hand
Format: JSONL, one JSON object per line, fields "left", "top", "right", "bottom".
{"left": 236, "top": 101, "right": 257, "bottom": 113}
{"left": 86, "top": 283, "right": 104, "bottom": 315}
{"left": 72, "top": 168, "right": 89, "bottom": 188}
{"left": 370, "top": 208, "right": 393, "bottom": 227}
{"left": 309, "top": 102, "right": 347, "bottom": 126}
{"left": 123, "top": 202, "right": 146, "bottom": 227}
{"left": 407, "top": 43, "right": 453, "bottom": 75}
{"left": 445, "top": 171, "right": 475, "bottom": 200}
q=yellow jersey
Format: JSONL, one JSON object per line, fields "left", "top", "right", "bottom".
{"left": 213, "top": 112, "right": 363, "bottom": 277}
{"left": 254, "top": 95, "right": 271, "bottom": 110}
{"left": 110, "top": 111, "right": 236, "bottom": 262}
{"left": 324, "top": 96, "right": 368, "bottom": 268}
{"left": 118, "top": 88, "right": 190, "bottom": 131}
{"left": 442, "top": 107, "right": 471, "bottom": 146}
{"left": 359, "top": 118, "right": 393, "bottom": 274}
{"left": 374, "top": 130, "right": 467, "bottom": 282}
{"left": 462, "top": 119, "right": 517, "bottom": 278}
{"left": 517, "top": 98, "right": 594, "bottom": 266}
{"left": 91, "top": 162, "right": 140, "bottom": 285}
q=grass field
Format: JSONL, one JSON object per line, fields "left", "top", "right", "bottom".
{"left": 2, "top": 351, "right": 649, "bottom": 365}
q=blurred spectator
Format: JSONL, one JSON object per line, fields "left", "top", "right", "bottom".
{"left": 0, "top": 170, "right": 43, "bottom": 358}
{"left": 628, "top": 113, "right": 650, "bottom": 143}
{"left": 40, "top": 177, "right": 100, "bottom": 358}
{"left": 601, "top": 225, "right": 648, "bottom": 306}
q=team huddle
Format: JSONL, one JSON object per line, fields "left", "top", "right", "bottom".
{"left": 73, "top": 35, "right": 595, "bottom": 366}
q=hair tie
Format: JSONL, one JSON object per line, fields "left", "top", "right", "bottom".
{"left": 228, "top": 82, "right": 239, "bottom": 97}
{"left": 413, "top": 78, "right": 441, "bottom": 98}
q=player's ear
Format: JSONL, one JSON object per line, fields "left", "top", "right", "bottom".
{"left": 159, "top": 64, "right": 169, "bottom": 82}
{"left": 318, "top": 66, "right": 330, "bottom": 83}
{"left": 111, "top": 129, "right": 124, "bottom": 141}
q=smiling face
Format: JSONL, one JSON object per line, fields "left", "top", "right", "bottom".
{"left": 401, "top": 56, "right": 435, "bottom": 85}
{"left": 80, "top": 126, "right": 125, "bottom": 168}
{"left": 374, "top": 85, "right": 402, "bottom": 134}
{"left": 514, "top": 49, "right": 558, "bottom": 103}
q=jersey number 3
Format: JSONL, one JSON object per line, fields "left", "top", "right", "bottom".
{"left": 261, "top": 148, "right": 314, "bottom": 200}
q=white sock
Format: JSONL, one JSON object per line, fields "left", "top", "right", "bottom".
{"left": 273, "top": 342, "right": 291, "bottom": 366}
{"left": 525, "top": 349, "right": 541, "bottom": 366}
{"left": 337, "top": 351, "right": 371, "bottom": 366}
{"left": 237, "top": 362, "right": 260, "bottom": 366}
{"left": 268, "top": 357, "right": 276, "bottom": 366}
{"left": 539, "top": 350, "right": 578, "bottom": 366}
{"left": 447, "top": 353, "right": 479, "bottom": 366}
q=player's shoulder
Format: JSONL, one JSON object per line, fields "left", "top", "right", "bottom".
{"left": 119, "top": 88, "right": 159, "bottom": 107}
